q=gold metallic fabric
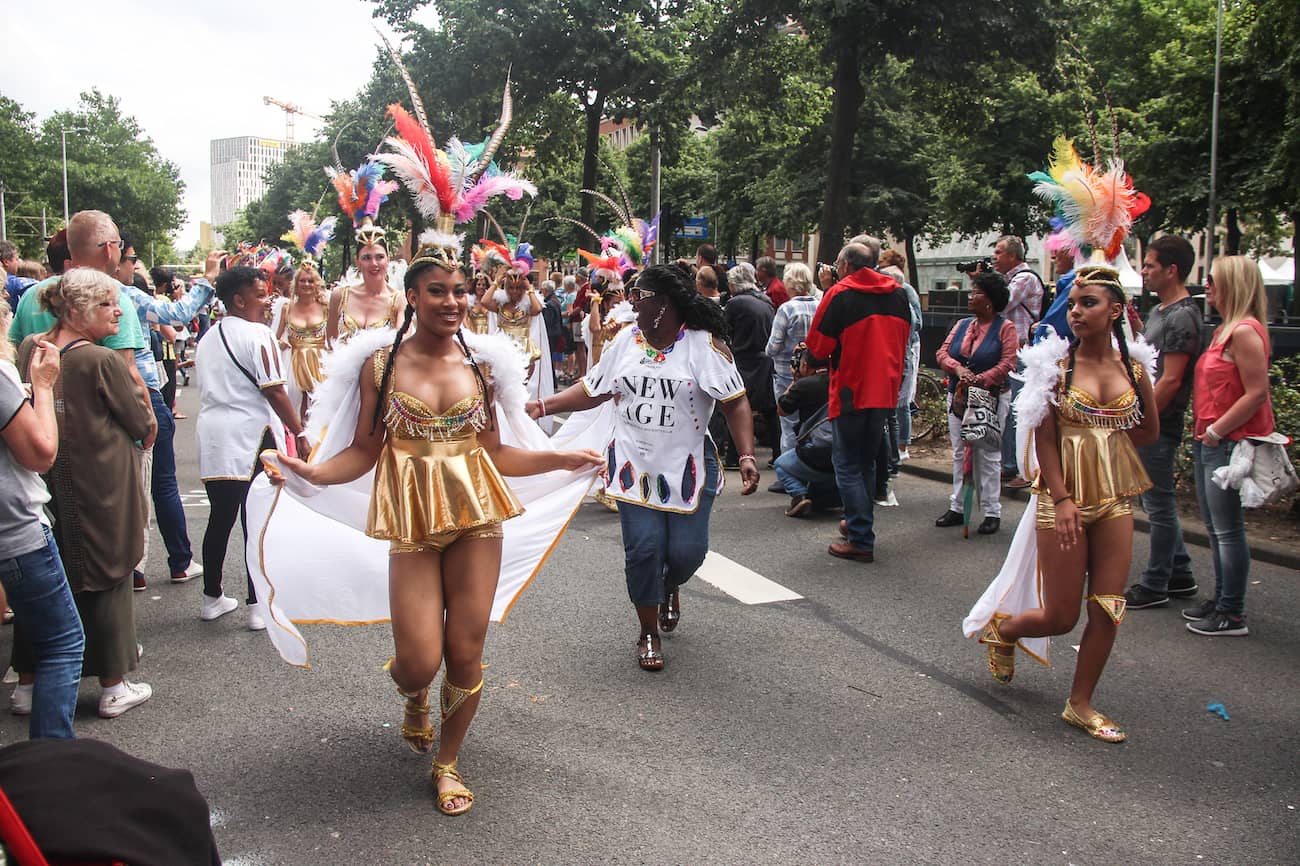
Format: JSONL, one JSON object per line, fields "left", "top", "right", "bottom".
{"left": 496, "top": 306, "right": 541, "bottom": 362}
{"left": 287, "top": 321, "right": 326, "bottom": 392}
{"left": 466, "top": 306, "right": 490, "bottom": 335}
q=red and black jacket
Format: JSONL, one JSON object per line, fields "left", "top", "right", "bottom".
{"left": 805, "top": 267, "right": 912, "bottom": 418}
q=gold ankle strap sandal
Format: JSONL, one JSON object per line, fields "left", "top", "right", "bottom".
{"left": 978, "top": 614, "right": 1015, "bottom": 685}
{"left": 1088, "top": 594, "right": 1127, "bottom": 625}
{"left": 385, "top": 657, "right": 435, "bottom": 755}
{"left": 431, "top": 759, "right": 475, "bottom": 816}
{"left": 1061, "top": 700, "right": 1127, "bottom": 744}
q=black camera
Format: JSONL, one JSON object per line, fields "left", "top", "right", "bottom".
{"left": 955, "top": 257, "right": 992, "bottom": 274}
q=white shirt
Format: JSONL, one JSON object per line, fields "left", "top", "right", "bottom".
{"left": 583, "top": 326, "right": 745, "bottom": 512}
{"left": 196, "top": 317, "right": 287, "bottom": 480}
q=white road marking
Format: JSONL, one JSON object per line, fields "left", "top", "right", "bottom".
{"left": 694, "top": 551, "right": 803, "bottom": 605}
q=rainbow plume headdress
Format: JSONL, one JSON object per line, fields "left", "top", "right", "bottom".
{"left": 371, "top": 29, "right": 536, "bottom": 270}
{"left": 281, "top": 210, "right": 337, "bottom": 270}
{"left": 474, "top": 239, "right": 534, "bottom": 277}
{"left": 1028, "top": 136, "right": 1150, "bottom": 262}
{"left": 327, "top": 161, "right": 398, "bottom": 249}
{"left": 554, "top": 180, "right": 659, "bottom": 279}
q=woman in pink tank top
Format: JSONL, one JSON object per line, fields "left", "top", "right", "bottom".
{"left": 1184, "top": 256, "right": 1275, "bottom": 637}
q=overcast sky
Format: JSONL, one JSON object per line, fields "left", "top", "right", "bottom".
{"left": 2, "top": 0, "right": 438, "bottom": 250}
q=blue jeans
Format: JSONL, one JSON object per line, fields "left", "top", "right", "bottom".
{"left": 149, "top": 389, "right": 194, "bottom": 575}
{"left": 1193, "top": 441, "right": 1251, "bottom": 615}
{"left": 832, "top": 408, "right": 890, "bottom": 550}
{"left": 772, "top": 371, "right": 796, "bottom": 454}
{"left": 617, "top": 447, "right": 719, "bottom": 606}
{"left": 1137, "top": 435, "right": 1193, "bottom": 591}
{"left": 1, "top": 527, "right": 84, "bottom": 739}
{"left": 774, "top": 449, "right": 838, "bottom": 500}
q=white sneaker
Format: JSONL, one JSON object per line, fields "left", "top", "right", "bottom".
{"left": 247, "top": 603, "right": 266, "bottom": 632}
{"left": 98, "top": 680, "right": 152, "bottom": 718}
{"left": 10, "top": 684, "right": 32, "bottom": 716}
{"left": 136, "top": 642, "right": 144, "bottom": 661}
{"left": 200, "top": 594, "right": 239, "bottom": 621}
{"left": 171, "top": 563, "right": 203, "bottom": 583}
{"left": 898, "top": 448, "right": 911, "bottom": 462}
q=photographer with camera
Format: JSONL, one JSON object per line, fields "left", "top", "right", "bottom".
{"left": 774, "top": 344, "right": 837, "bottom": 517}
{"left": 981, "top": 236, "right": 1045, "bottom": 488}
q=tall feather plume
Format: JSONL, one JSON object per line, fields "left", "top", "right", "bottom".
{"left": 482, "top": 211, "right": 512, "bottom": 247}
{"left": 515, "top": 202, "right": 533, "bottom": 242}
{"left": 581, "top": 188, "right": 630, "bottom": 225}
{"left": 600, "top": 155, "right": 634, "bottom": 224}
{"left": 454, "top": 171, "right": 537, "bottom": 223}
{"left": 305, "top": 217, "right": 337, "bottom": 259}
{"left": 374, "top": 27, "right": 433, "bottom": 139}
{"left": 467, "top": 70, "right": 513, "bottom": 185}
{"left": 329, "top": 162, "right": 397, "bottom": 226}
{"left": 546, "top": 216, "right": 602, "bottom": 244}
{"left": 281, "top": 210, "right": 334, "bottom": 260}
{"left": 373, "top": 104, "right": 455, "bottom": 220}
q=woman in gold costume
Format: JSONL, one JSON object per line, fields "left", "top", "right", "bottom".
{"left": 973, "top": 266, "right": 1158, "bottom": 743}
{"left": 276, "top": 263, "right": 329, "bottom": 418}
{"left": 272, "top": 234, "right": 601, "bottom": 814}
{"left": 465, "top": 272, "right": 492, "bottom": 335}
{"left": 481, "top": 255, "right": 543, "bottom": 375}
{"left": 327, "top": 231, "right": 402, "bottom": 346}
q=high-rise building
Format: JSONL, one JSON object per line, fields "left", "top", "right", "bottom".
{"left": 210, "top": 136, "right": 292, "bottom": 240}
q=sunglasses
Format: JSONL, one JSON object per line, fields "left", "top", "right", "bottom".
{"left": 123, "top": 254, "right": 140, "bottom": 264}
{"left": 97, "top": 239, "right": 123, "bottom": 249}
{"left": 628, "top": 287, "right": 656, "bottom": 301}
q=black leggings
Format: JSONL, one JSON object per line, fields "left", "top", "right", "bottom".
{"left": 201, "top": 433, "right": 273, "bottom": 602}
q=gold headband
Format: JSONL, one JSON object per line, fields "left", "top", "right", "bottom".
{"left": 355, "top": 216, "right": 387, "bottom": 250}
{"left": 1075, "top": 265, "right": 1123, "bottom": 295}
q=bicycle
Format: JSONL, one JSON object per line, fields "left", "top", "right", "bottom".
{"left": 909, "top": 367, "right": 947, "bottom": 441}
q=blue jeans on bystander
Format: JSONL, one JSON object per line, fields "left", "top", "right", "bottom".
{"left": 1137, "top": 435, "right": 1193, "bottom": 592}
{"left": 832, "top": 407, "right": 890, "bottom": 550}
{"left": 1193, "top": 441, "right": 1252, "bottom": 615}
{"left": 1, "top": 526, "right": 85, "bottom": 738}
{"left": 149, "top": 389, "right": 195, "bottom": 576}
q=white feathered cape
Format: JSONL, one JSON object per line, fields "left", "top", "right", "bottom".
{"left": 961, "top": 333, "right": 1157, "bottom": 667}
{"left": 244, "top": 327, "right": 609, "bottom": 667}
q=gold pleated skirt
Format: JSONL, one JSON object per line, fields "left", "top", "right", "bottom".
{"left": 366, "top": 434, "right": 523, "bottom": 546}
{"left": 1033, "top": 419, "right": 1152, "bottom": 507}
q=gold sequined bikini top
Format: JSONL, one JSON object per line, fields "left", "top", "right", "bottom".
{"left": 1056, "top": 359, "right": 1144, "bottom": 431}
{"left": 287, "top": 319, "right": 327, "bottom": 340}
{"left": 374, "top": 347, "right": 489, "bottom": 441}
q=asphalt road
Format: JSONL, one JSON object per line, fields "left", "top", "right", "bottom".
{"left": 2, "top": 383, "right": 1297, "bottom": 865}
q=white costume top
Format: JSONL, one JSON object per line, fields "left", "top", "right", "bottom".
{"left": 582, "top": 326, "right": 745, "bottom": 513}
{"left": 196, "top": 317, "right": 287, "bottom": 480}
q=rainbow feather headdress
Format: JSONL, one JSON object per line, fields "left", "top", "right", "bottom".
{"left": 327, "top": 161, "right": 398, "bottom": 249}
{"left": 1028, "top": 136, "right": 1150, "bottom": 263}
{"left": 371, "top": 30, "right": 536, "bottom": 271}
{"left": 281, "top": 210, "right": 337, "bottom": 271}
{"left": 554, "top": 181, "right": 659, "bottom": 281}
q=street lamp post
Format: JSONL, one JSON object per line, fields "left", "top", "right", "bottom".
{"left": 61, "top": 127, "right": 89, "bottom": 225}
{"left": 1205, "top": 0, "right": 1224, "bottom": 277}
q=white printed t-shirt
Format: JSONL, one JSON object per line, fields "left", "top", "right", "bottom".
{"left": 582, "top": 325, "right": 745, "bottom": 512}
{"left": 196, "top": 317, "right": 287, "bottom": 480}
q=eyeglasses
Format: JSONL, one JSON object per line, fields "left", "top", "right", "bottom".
{"left": 123, "top": 254, "right": 139, "bottom": 264}
{"left": 97, "top": 239, "right": 123, "bottom": 249}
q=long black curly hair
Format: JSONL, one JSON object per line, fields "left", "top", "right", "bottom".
{"left": 639, "top": 263, "right": 729, "bottom": 341}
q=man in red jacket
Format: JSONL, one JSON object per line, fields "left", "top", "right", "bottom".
{"left": 804, "top": 240, "right": 912, "bottom": 562}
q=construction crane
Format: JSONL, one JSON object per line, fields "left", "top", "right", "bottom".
{"left": 262, "top": 96, "right": 324, "bottom": 145}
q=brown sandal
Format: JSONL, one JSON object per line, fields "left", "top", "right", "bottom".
{"left": 637, "top": 631, "right": 664, "bottom": 672}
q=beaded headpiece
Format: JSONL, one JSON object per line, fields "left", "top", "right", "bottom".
{"left": 1073, "top": 264, "right": 1124, "bottom": 296}
{"left": 371, "top": 29, "right": 535, "bottom": 273}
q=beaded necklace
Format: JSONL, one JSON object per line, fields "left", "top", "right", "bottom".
{"left": 633, "top": 325, "right": 686, "bottom": 363}
{"left": 385, "top": 391, "right": 488, "bottom": 441}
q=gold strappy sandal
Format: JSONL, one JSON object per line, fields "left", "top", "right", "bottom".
{"left": 431, "top": 759, "right": 475, "bottom": 816}
{"left": 384, "top": 657, "right": 435, "bottom": 754}
{"left": 1061, "top": 700, "right": 1127, "bottom": 744}
{"left": 978, "top": 614, "right": 1015, "bottom": 684}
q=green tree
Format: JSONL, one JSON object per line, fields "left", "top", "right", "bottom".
{"left": 37, "top": 89, "right": 185, "bottom": 265}
{"left": 0, "top": 95, "right": 52, "bottom": 257}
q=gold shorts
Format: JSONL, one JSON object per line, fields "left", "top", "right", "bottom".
{"left": 388, "top": 523, "right": 503, "bottom": 555}
{"left": 1035, "top": 495, "right": 1133, "bottom": 531}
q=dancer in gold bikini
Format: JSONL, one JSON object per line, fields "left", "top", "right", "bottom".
{"left": 273, "top": 228, "right": 600, "bottom": 814}
{"left": 465, "top": 272, "right": 492, "bottom": 335}
{"left": 479, "top": 244, "right": 542, "bottom": 374}
{"left": 326, "top": 183, "right": 402, "bottom": 346}
{"left": 971, "top": 266, "right": 1157, "bottom": 743}
{"left": 277, "top": 219, "right": 335, "bottom": 418}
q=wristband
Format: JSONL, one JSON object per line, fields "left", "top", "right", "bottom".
{"left": 537, "top": 397, "right": 547, "bottom": 417}
{"left": 1052, "top": 494, "right": 1072, "bottom": 505}
{"left": 1205, "top": 424, "right": 1221, "bottom": 442}
{"left": 737, "top": 454, "right": 757, "bottom": 463}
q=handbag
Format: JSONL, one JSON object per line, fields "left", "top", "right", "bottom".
{"left": 959, "top": 385, "right": 1002, "bottom": 449}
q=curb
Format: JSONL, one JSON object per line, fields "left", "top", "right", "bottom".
{"left": 897, "top": 461, "right": 1300, "bottom": 571}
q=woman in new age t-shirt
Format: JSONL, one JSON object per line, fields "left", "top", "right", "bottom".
{"left": 529, "top": 264, "right": 760, "bottom": 671}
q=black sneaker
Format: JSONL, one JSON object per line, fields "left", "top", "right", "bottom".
{"left": 1186, "top": 611, "right": 1249, "bottom": 637}
{"left": 1180, "top": 599, "right": 1216, "bottom": 622}
{"left": 132, "top": 571, "right": 147, "bottom": 592}
{"left": 1124, "top": 584, "right": 1168, "bottom": 609}
{"left": 1168, "top": 573, "right": 1199, "bottom": 597}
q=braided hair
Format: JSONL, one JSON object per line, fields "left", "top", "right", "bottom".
{"left": 370, "top": 301, "right": 415, "bottom": 434}
{"left": 642, "top": 263, "right": 729, "bottom": 341}
{"left": 455, "top": 329, "right": 495, "bottom": 431}
{"left": 1062, "top": 265, "right": 1146, "bottom": 417}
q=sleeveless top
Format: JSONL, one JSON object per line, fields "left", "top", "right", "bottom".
{"left": 466, "top": 304, "right": 491, "bottom": 335}
{"left": 285, "top": 318, "right": 327, "bottom": 392}
{"left": 1032, "top": 359, "right": 1152, "bottom": 506}
{"left": 1192, "top": 318, "right": 1275, "bottom": 440}
{"left": 947, "top": 315, "right": 1010, "bottom": 393}
{"left": 364, "top": 347, "right": 522, "bottom": 544}
{"left": 336, "top": 285, "right": 398, "bottom": 342}
{"left": 494, "top": 302, "right": 541, "bottom": 362}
